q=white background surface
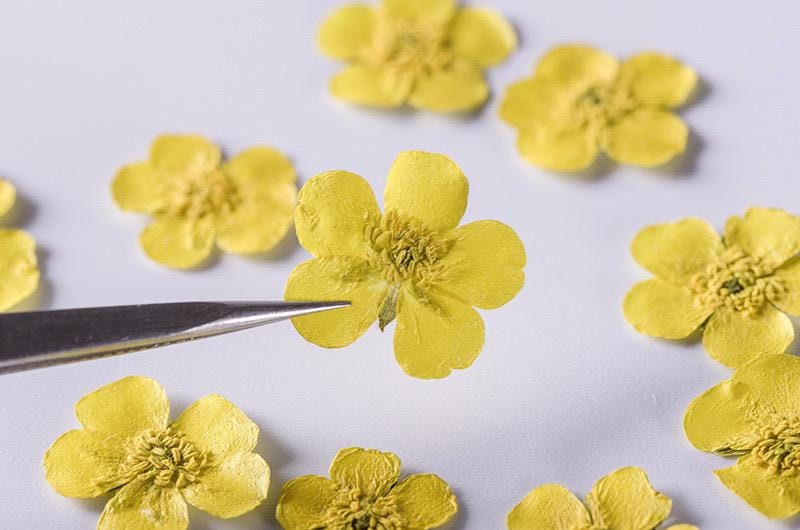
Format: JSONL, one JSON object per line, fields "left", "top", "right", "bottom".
{"left": 0, "top": 1, "right": 798, "bottom": 528}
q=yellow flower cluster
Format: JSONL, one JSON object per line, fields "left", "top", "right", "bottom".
{"left": 0, "top": 178, "right": 39, "bottom": 311}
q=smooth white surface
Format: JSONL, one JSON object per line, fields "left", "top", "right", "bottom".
{"left": 0, "top": 1, "right": 798, "bottom": 528}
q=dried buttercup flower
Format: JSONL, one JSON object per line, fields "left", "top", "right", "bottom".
{"left": 0, "top": 177, "right": 39, "bottom": 310}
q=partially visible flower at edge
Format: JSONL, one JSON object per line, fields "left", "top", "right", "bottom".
{"left": 112, "top": 134, "right": 297, "bottom": 269}
{"left": 0, "top": 177, "right": 39, "bottom": 310}
{"left": 318, "top": 0, "right": 516, "bottom": 112}
{"left": 44, "top": 376, "right": 270, "bottom": 530}
{"left": 507, "top": 466, "right": 697, "bottom": 530}
{"left": 276, "top": 447, "right": 457, "bottom": 529}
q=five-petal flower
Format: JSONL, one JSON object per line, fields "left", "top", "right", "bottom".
{"left": 624, "top": 207, "right": 800, "bottom": 368}
{"left": 44, "top": 376, "right": 270, "bottom": 530}
{"left": 318, "top": 0, "right": 516, "bottom": 112}
{"left": 276, "top": 447, "right": 457, "bottom": 529}
{"left": 0, "top": 177, "right": 39, "bottom": 310}
{"left": 499, "top": 44, "right": 697, "bottom": 172}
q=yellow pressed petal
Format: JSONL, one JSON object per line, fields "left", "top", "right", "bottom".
{"left": 631, "top": 217, "right": 723, "bottom": 284}
{"left": 383, "top": 151, "right": 468, "bottom": 233}
{"left": 604, "top": 110, "right": 688, "bottom": 167}
{"left": 774, "top": 257, "right": 800, "bottom": 315}
{"left": 390, "top": 473, "right": 457, "bottom": 528}
{"left": 276, "top": 475, "right": 336, "bottom": 530}
{"left": 716, "top": 457, "right": 800, "bottom": 520}
{"left": 317, "top": 4, "right": 377, "bottom": 60}
{"left": 586, "top": 467, "right": 671, "bottom": 530}
{"left": 139, "top": 215, "right": 215, "bottom": 269}
{"left": 724, "top": 207, "right": 800, "bottom": 270}
{"left": 285, "top": 257, "right": 388, "bottom": 347}
{"left": 0, "top": 178, "right": 16, "bottom": 217}
{"left": 621, "top": 52, "right": 697, "bottom": 108}
{"left": 517, "top": 125, "right": 598, "bottom": 172}
{"left": 111, "top": 161, "right": 165, "bottom": 213}
{"left": 44, "top": 430, "right": 125, "bottom": 498}
{"left": 408, "top": 62, "right": 489, "bottom": 113}
{"left": 382, "top": 0, "right": 455, "bottom": 20}
{"left": 534, "top": 44, "right": 619, "bottom": 91}
{"left": 295, "top": 170, "right": 380, "bottom": 259}
{"left": 75, "top": 376, "right": 169, "bottom": 436}
{"left": 223, "top": 146, "right": 296, "bottom": 187}
{"left": 0, "top": 228, "right": 39, "bottom": 311}
{"left": 149, "top": 134, "right": 220, "bottom": 175}
{"left": 448, "top": 7, "right": 516, "bottom": 67}
{"left": 215, "top": 184, "right": 296, "bottom": 254}
{"left": 623, "top": 279, "right": 711, "bottom": 339}
{"left": 498, "top": 78, "right": 567, "bottom": 130}
{"left": 702, "top": 305, "right": 794, "bottom": 368}
{"left": 171, "top": 394, "right": 258, "bottom": 460}
{"left": 330, "top": 64, "right": 411, "bottom": 108}
{"left": 506, "top": 484, "right": 591, "bottom": 530}
{"left": 183, "top": 452, "right": 270, "bottom": 519}
{"left": 98, "top": 479, "right": 189, "bottom": 530}
{"left": 394, "top": 288, "right": 484, "bottom": 379}
{"left": 439, "top": 220, "right": 526, "bottom": 309}
{"left": 329, "top": 447, "right": 401, "bottom": 497}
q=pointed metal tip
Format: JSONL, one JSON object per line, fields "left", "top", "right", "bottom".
{"left": 288, "top": 300, "right": 351, "bottom": 316}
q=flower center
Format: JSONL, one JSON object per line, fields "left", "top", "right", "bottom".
{"left": 323, "top": 487, "right": 406, "bottom": 530}
{"left": 370, "top": 18, "right": 452, "bottom": 81}
{"left": 688, "top": 245, "right": 784, "bottom": 316}
{"left": 748, "top": 418, "right": 800, "bottom": 476}
{"left": 116, "top": 427, "right": 207, "bottom": 489}
{"left": 575, "top": 81, "right": 637, "bottom": 132}
{"left": 161, "top": 168, "right": 241, "bottom": 219}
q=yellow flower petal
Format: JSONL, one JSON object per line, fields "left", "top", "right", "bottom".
{"left": 111, "top": 161, "right": 165, "bottom": 213}
{"left": 517, "top": 125, "right": 598, "bottom": 172}
{"left": 716, "top": 457, "right": 800, "bottom": 519}
{"left": 0, "top": 228, "right": 39, "bottom": 311}
{"left": 774, "top": 257, "right": 800, "bottom": 315}
{"left": 724, "top": 207, "right": 800, "bottom": 270}
{"left": 439, "top": 220, "right": 526, "bottom": 309}
{"left": 295, "top": 170, "right": 380, "bottom": 259}
{"left": 317, "top": 3, "right": 377, "bottom": 60}
{"left": 285, "top": 257, "right": 388, "bottom": 347}
{"left": 383, "top": 151, "right": 468, "bottom": 232}
{"left": 44, "top": 429, "right": 125, "bottom": 498}
{"left": 223, "top": 146, "right": 296, "bottom": 188}
{"left": 586, "top": 467, "right": 671, "bottom": 530}
{"left": 329, "top": 447, "right": 401, "bottom": 497}
{"left": 534, "top": 44, "right": 619, "bottom": 92}
{"left": 216, "top": 185, "right": 296, "bottom": 254}
{"left": 621, "top": 52, "right": 697, "bottom": 108}
{"left": 506, "top": 484, "right": 591, "bottom": 530}
{"left": 75, "top": 376, "right": 168, "bottom": 436}
{"left": 623, "top": 279, "right": 711, "bottom": 339}
{"left": 702, "top": 305, "right": 793, "bottom": 368}
{"left": 330, "top": 64, "right": 410, "bottom": 107}
{"left": 630, "top": 217, "right": 723, "bottom": 284}
{"left": 498, "top": 78, "right": 562, "bottom": 129}
{"left": 0, "top": 178, "right": 16, "bottom": 217}
{"left": 604, "top": 109, "right": 688, "bottom": 167}
{"left": 382, "top": 0, "right": 455, "bottom": 20}
{"left": 408, "top": 62, "right": 489, "bottom": 113}
{"left": 171, "top": 394, "right": 258, "bottom": 460}
{"left": 183, "top": 452, "right": 270, "bottom": 519}
{"left": 448, "top": 7, "right": 516, "bottom": 67}
{"left": 139, "top": 215, "right": 215, "bottom": 269}
{"left": 394, "top": 288, "right": 484, "bottom": 379}
{"left": 98, "top": 479, "right": 188, "bottom": 530}
{"left": 276, "top": 475, "right": 336, "bottom": 530}
{"left": 390, "top": 473, "right": 457, "bottom": 528}
{"left": 150, "top": 134, "right": 220, "bottom": 175}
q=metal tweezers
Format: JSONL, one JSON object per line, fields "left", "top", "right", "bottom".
{"left": 0, "top": 300, "right": 348, "bottom": 374}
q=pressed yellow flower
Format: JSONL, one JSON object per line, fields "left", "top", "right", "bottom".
{"left": 318, "top": 0, "right": 516, "bottom": 112}
{"left": 276, "top": 447, "right": 457, "bottom": 529}
{"left": 623, "top": 207, "right": 800, "bottom": 368}
{"left": 112, "top": 134, "right": 297, "bottom": 269}
{"left": 44, "top": 376, "right": 270, "bottom": 530}
{"left": 507, "top": 467, "right": 697, "bottom": 530}
{"left": 499, "top": 44, "right": 697, "bottom": 172}
{"left": 285, "top": 150, "right": 526, "bottom": 379}
{"left": 683, "top": 354, "right": 800, "bottom": 519}
{"left": 0, "top": 177, "right": 39, "bottom": 310}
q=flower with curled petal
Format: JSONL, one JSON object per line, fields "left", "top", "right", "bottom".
{"left": 623, "top": 207, "right": 800, "bottom": 368}
{"left": 44, "top": 376, "right": 270, "bottom": 530}
{"left": 507, "top": 467, "right": 697, "bottom": 530}
{"left": 285, "top": 150, "right": 526, "bottom": 379}
{"left": 277, "top": 447, "right": 457, "bottom": 530}
{"left": 318, "top": 0, "right": 516, "bottom": 112}
{"left": 499, "top": 44, "right": 697, "bottom": 172}
{"left": 112, "top": 134, "right": 297, "bottom": 269}
{"left": 0, "top": 177, "right": 39, "bottom": 310}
